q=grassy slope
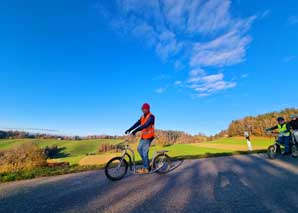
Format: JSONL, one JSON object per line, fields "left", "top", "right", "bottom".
{"left": 0, "top": 138, "right": 122, "bottom": 165}
{"left": 195, "top": 137, "right": 272, "bottom": 150}
{"left": 0, "top": 139, "right": 34, "bottom": 150}
{"left": 79, "top": 137, "right": 271, "bottom": 166}
{"left": 208, "top": 137, "right": 272, "bottom": 146}
{"left": 151, "top": 144, "right": 226, "bottom": 156}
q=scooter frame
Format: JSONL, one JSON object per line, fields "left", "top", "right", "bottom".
{"left": 119, "top": 141, "right": 170, "bottom": 175}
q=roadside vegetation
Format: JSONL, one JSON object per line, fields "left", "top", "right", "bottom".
{"left": 0, "top": 136, "right": 271, "bottom": 183}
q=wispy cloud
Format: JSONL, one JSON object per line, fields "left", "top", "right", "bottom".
{"left": 174, "top": 81, "right": 182, "bottom": 86}
{"left": 260, "top": 10, "right": 270, "bottom": 19}
{"left": 187, "top": 70, "right": 236, "bottom": 97}
{"left": 155, "top": 87, "right": 166, "bottom": 94}
{"left": 190, "top": 30, "right": 252, "bottom": 67}
{"left": 241, "top": 74, "right": 249, "bottom": 78}
{"left": 98, "top": 0, "right": 256, "bottom": 97}
{"left": 283, "top": 55, "right": 297, "bottom": 63}
{"left": 288, "top": 16, "right": 298, "bottom": 26}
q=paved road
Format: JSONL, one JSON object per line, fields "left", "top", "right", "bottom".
{"left": 1, "top": 154, "right": 298, "bottom": 213}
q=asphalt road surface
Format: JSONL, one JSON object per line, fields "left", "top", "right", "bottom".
{"left": 1, "top": 154, "right": 298, "bottom": 213}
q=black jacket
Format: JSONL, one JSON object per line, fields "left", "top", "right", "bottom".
{"left": 289, "top": 120, "right": 298, "bottom": 130}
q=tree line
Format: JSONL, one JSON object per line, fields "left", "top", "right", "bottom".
{"left": 0, "top": 131, "right": 121, "bottom": 140}
{"left": 225, "top": 108, "right": 298, "bottom": 137}
{"left": 0, "top": 129, "right": 207, "bottom": 144}
{"left": 1, "top": 108, "right": 296, "bottom": 142}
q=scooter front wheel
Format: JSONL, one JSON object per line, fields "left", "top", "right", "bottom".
{"left": 105, "top": 157, "right": 128, "bottom": 181}
{"left": 267, "top": 145, "right": 277, "bottom": 159}
{"left": 291, "top": 145, "right": 298, "bottom": 158}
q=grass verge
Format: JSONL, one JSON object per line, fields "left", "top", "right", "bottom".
{"left": 0, "top": 164, "right": 105, "bottom": 183}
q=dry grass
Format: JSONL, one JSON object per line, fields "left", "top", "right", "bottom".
{"left": 192, "top": 143, "right": 266, "bottom": 151}
{"left": 79, "top": 153, "right": 118, "bottom": 166}
{"left": 0, "top": 142, "right": 47, "bottom": 173}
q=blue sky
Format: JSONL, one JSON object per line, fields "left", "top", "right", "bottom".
{"left": 1, "top": 0, "right": 298, "bottom": 136}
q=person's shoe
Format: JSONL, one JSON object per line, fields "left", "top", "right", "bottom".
{"left": 282, "top": 151, "right": 290, "bottom": 156}
{"left": 136, "top": 168, "right": 149, "bottom": 174}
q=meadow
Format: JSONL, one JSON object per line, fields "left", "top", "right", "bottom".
{"left": 0, "top": 136, "right": 272, "bottom": 166}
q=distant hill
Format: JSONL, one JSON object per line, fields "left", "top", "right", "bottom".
{"left": 224, "top": 108, "right": 298, "bottom": 137}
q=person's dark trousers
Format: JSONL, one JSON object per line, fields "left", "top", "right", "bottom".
{"left": 278, "top": 136, "right": 291, "bottom": 153}
{"left": 137, "top": 138, "right": 153, "bottom": 169}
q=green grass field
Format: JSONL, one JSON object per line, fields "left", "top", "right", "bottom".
{"left": 0, "top": 137, "right": 273, "bottom": 182}
{"left": 0, "top": 137, "right": 272, "bottom": 165}
{"left": 208, "top": 137, "right": 271, "bottom": 146}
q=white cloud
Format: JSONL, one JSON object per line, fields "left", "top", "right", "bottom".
{"left": 187, "top": 70, "right": 236, "bottom": 96}
{"left": 98, "top": 0, "right": 256, "bottom": 96}
{"left": 188, "top": 68, "right": 206, "bottom": 83}
{"left": 190, "top": 30, "right": 252, "bottom": 67}
{"left": 189, "top": 68, "right": 205, "bottom": 77}
{"left": 186, "top": 0, "right": 231, "bottom": 34}
{"left": 155, "top": 30, "right": 183, "bottom": 60}
{"left": 155, "top": 87, "right": 166, "bottom": 94}
{"left": 174, "top": 81, "right": 182, "bottom": 86}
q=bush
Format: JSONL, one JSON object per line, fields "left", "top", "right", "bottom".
{"left": 0, "top": 142, "right": 47, "bottom": 173}
{"left": 43, "top": 145, "right": 59, "bottom": 158}
{"left": 155, "top": 130, "right": 197, "bottom": 147}
{"left": 98, "top": 143, "right": 116, "bottom": 153}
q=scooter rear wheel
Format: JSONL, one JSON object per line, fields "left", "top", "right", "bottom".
{"left": 153, "top": 154, "right": 172, "bottom": 174}
{"left": 105, "top": 157, "right": 128, "bottom": 181}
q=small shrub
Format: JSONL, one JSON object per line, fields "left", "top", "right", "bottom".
{"left": 86, "top": 152, "right": 96, "bottom": 156}
{"left": 0, "top": 142, "right": 47, "bottom": 173}
{"left": 98, "top": 143, "right": 118, "bottom": 153}
{"left": 0, "top": 151, "right": 4, "bottom": 158}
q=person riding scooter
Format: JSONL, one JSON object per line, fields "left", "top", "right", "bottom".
{"left": 125, "top": 103, "right": 155, "bottom": 174}
{"left": 266, "top": 117, "right": 291, "bottom": 155}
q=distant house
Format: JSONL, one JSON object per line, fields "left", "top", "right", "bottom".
{"left": 74, "top": 136, "right": 82, "bottom": 141}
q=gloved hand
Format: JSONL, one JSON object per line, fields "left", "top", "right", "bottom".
{"left": 131, "top": 130, "right": 137, "bottom": 136}
{"left": 125, "top": 130, "right": 131, "bottom": 135}
{"left": 265, "top": 128, "right": 270, "bottom": 132}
